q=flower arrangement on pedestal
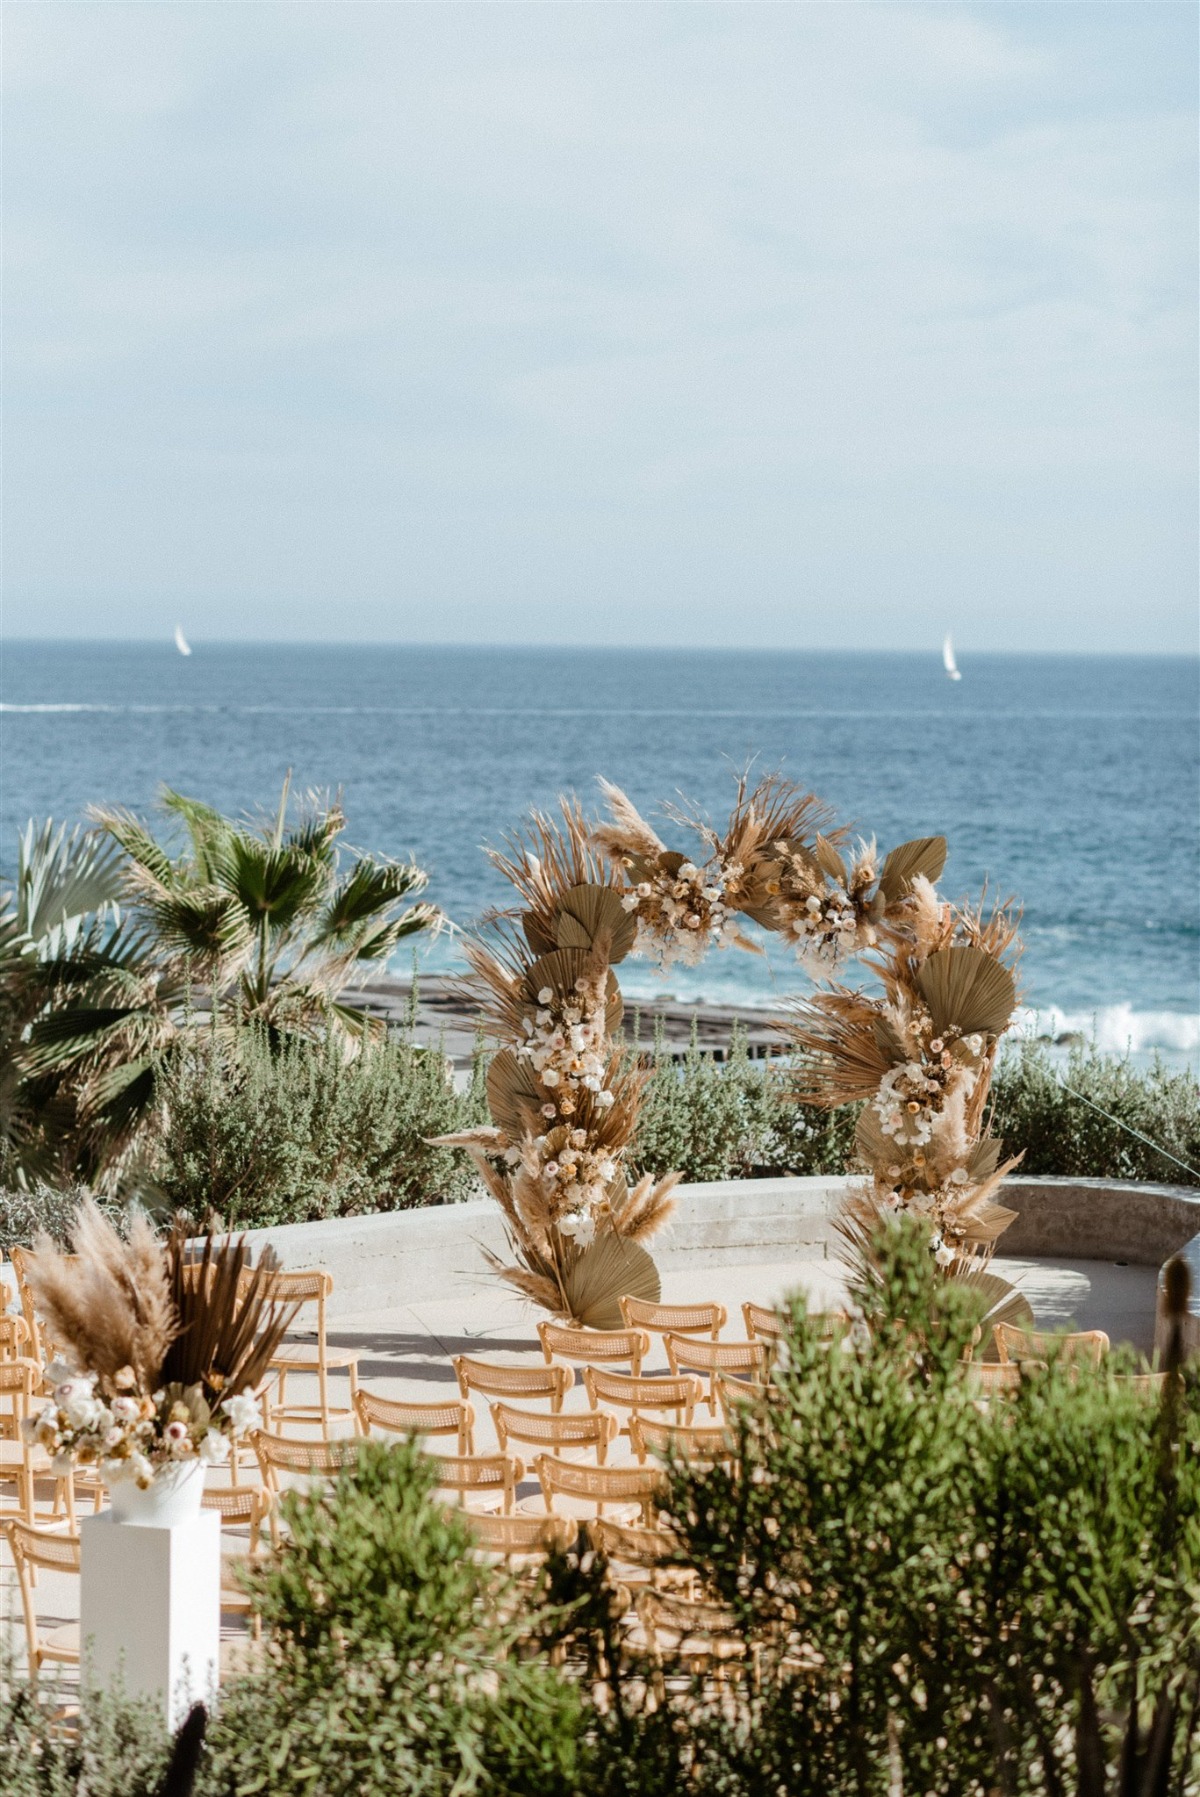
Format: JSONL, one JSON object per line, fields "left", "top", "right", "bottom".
{"left": 432, "top": 806, "right": 678, "bottom": 1329}
{"left": 21, "top": 1201, "right": 295, "bottom": 1497}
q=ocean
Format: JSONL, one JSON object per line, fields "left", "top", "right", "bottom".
{"left": 2, "top": 642, "right": 1197, "bottom": 1065}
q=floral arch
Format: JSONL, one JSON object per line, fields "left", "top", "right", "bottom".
{"left": 438, "top": 774, "right": 1025, "bottom": 1332}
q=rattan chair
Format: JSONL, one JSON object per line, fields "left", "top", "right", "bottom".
{"left": 586, "top": 1517, "right": 691, "bottom": 1591}
{"left": 201, "top": 1485, "right": 269, "bottom": 1635}
{"left": 631, "top": 1587, "right": 747, "bottom": 1686}
{"left": 629, "top": 1417, "right": 736, "bottom": 1469}
{"left": 428, "top": 1452, "right": 525, "bottom": 1514}
{"left": 960, "top": 1360, "right": 1024, "bottom": 1396}
{"left": 253, "top": 1429, "right": 362, "bottom": 1540}
{"left": 7, "top": 1246, "right": 68, "bottom": 1366}
{"left": 620, "top": 1298, "right": 726, "bottom": 1343}
{"left": 741, "top": 1301, "right": 784, "bottom": 1346}
{"left": 538, "top": 1321, "right": 648, "bottom": 1377}
{"left": 5, "top": 1519, "right": 81, "bottom": 1676}
{"left": 354, "top": 1390, "right": 475, "bottom": 1455}
{"left": 490, "top": 1401, "right": 616, "bottom": 1466}
{"left": 525, "top": 1453, "right": 664, "bottom": 1524}
{"left": 664, "top": 1335, "right": 768, "bottom": 1416}
{"left": 462, "top": 1511, "right": 578, "bottom": 1562}
{"left": 583, "top": 1368, "right": 702, "bottom": 1432}
{"left": 453, "top": 1355, "right": 572, "bottom": 1414}
{"left": 0, "top": 1312, "right": 31, "bottom": 1363}
{"left": 0, "top": 1359, "right": 74, "bottom": 1524}
{"left": 246, "top": 1267, "right": 361, "bottom": 1433}
{"left": 993, "top": 1325, "right": 1109, "bottom": 1368}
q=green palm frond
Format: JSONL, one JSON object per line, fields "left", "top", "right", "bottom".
{"left": 317, "top": 855, "right": 431, "bottom": 942}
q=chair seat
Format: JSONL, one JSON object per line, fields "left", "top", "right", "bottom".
{"left": 516, "top": 1493, "right": 641, "bottom": 1525}
{"left": 435, "top": 1489, "right": 505, "bottom": 1515}
{"left": 37, "top": 1622, "right": 80, "bottom": 1663}
{"left": 0, "top": 1441, "right": 51, "bottom": 1473}
{"left": 270, "top": 1345, "right": 359, "bottom": 1371}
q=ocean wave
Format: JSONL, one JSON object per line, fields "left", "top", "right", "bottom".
{"left": 1015, "top": 1004, "right": 1200, "bottom": 1056}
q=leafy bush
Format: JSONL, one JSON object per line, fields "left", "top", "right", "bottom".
{"left": 0, "top": 1658, "right": 173, "bottom": 1796}
{"left": 553, "top": 1220, "right": 1200, "bottom": 1794}
{"left": 149, "top": 1021, "right": 487, "bottom": 1228}
{"left": 202, "top": 1439, "right": 581, "bottom": 1797}
{"left": 0, "top": 1181, "right": 126, "bottom": 1253}
{"left": 991, "top": 1037, "right": 1200, "bottom": 1186}
{"left": 629, "top": 1025, "right": 1200, "bottom": 1188}
{"left": 628, "top": 1022, "right": 858, "bottom": 1184}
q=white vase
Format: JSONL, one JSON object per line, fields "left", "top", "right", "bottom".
{"left": 108, "top": 1459, "right": 206, "bottom": 1527}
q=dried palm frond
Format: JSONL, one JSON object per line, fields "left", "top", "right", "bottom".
{"left": 786, "top": 990, "right": 897, "bottom": 1106}
{"left": 875, "top": 837, "right": 948, "bottom": 909}
{"left": 590, "top": 780, "right": 669, "bottom": 871}
{"left": 161, "top": 1222, "right": 299, "bottom": 1405}
{"left": 490, "top": 801, "right": 617, "bottom": 951}
{"left": 915, "top": 946, "right": 1017, "bottom": 1042}
{"left": 24, "top": 1199, "right": 177, "bottom": 1393}
{"left": 608, "top": 1170, "right": 680, "bottom": 1243}
{"left": 562, "top": 1234, "right": 661, "bottom": 1330}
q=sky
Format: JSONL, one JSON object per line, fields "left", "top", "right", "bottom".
{"left": 1, "top": 2, "right": 1196, "bottom": 652}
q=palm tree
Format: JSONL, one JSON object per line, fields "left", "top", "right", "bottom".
{"left": 92, "top": 777, "right": 439, "bottom": 1036}
{"left": 11, "top": 781, "right": 438, "bottom": 1191}
{"left": 0, "top": 820, "right": 140, "bottom": 1186}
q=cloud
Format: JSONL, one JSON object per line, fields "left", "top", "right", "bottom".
{"left": 2, "top": 2, "right": 1195, "bottom": 649}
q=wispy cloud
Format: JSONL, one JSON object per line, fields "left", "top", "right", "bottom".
{"left": 3, "top": 3, "right": 1195, "bottom": 649}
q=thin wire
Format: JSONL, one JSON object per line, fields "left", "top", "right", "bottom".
{"left": 1055, "top": 1077, "right": 1200, "bottom": 1184}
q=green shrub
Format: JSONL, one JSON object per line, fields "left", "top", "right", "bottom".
{"left": 149, "top": 1021, "right": 487, "bottom": 1228}
{"left": 0, "top": 1182, "right": 126, "bottom": 1253}
{"left": 562, "top": 1220, "right": 1200, "bottom": 1794}
{"left": 629, "top": 1021, "right": 859, "bottom": 1183}
{"left": 991, "top": 1037, "right": 1200, "bottom": 1186}
{"left": 202, "top": 1439, "right": 581, "bottom": 1797}
{"left": 0, "top": 1658, "right": 173, "bottom": 1796}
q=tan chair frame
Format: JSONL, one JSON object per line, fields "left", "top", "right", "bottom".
{"left": 538, "top": 1321, "right": 648, "bottom": 1376}
{"left": 5, "top": 1518, "right": 81, "bottom": 1676}
{"left": 453, "top": 1354, "right": 571, "bottom": 1413}
{"left": 491, "top": 1401, "right": 616, "bottom": 1465}
{"left": 620, "top": 1298, "right": 726, "bottom": 1341}
{"left": 354, "top": 1389, "right": 475, "bottom": 1455}
{"left": 664, "top": 1335, "right": 767, "bottom": 1415}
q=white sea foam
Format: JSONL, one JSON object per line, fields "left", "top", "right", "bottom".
{"left": 1015, "top": 1003, "right": 1200, "bottom": 1057}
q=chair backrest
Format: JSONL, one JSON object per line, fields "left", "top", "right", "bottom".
{"left": 253, "top": 1428, "right": 361, "bottom": 1492}
{"left": 7, "top": 1246, "right": 59, "bottom": 1363}
{"left": 666, "top": 1335, "right": 766, "bottom": 1410}
{"left": 462, "top": 1511, "right": 578, "bottom": 1558}
{"left": 354, "top": 1390, "right": 474, "bottom": 1455}
{"left": 201, "top": 1484, "right": 268, "bottom": 1554}
{"left": 1112, "top": 1371, "right": 1170, "bottom": 1395}
{"left": 741, "top": 1301, "right": 783, "bottom": 1344}
{"left": 586, "top": 1517, "right": 682, "bottom": 1581}
{"left": 534, "top": 1453, "right": 664, "bottom": 1522}
{"left": 5, "top": 1519, "right": 82, "bottom": 1672}
{"left": 427, "top": 1452, "right": 524, "bottom": 1513}
{"left": 453, "top": 1355, "right": 571, "bottom": 1412}
{"left": 961, "top": 1360, "right": 1023, "bottom": 1395}
{"left": 243, "top": 1265, "right": 331, "bottom": 1335}
{"left": 491, "top": 1402, "right": 616, "bottom": 1464}
{"left": 620, "top": 1298, "right": 726, "bottom": 1340}
{"left": 583, "top": 1368, "right": 701, "bottom": 1425}
{"left": 635, "top": 1586, "right": 743, "bottom": 1656}
{"left": 993, "top": 1325, "right": 1109, "bottom": 1368}
{"left": 538, "top": 1321, "right": 648, "bottom": 1374}
{"left": 0, "top": 1357, "right": 39, "bottom": 1414}
{"left": 715, "top": 1371, "right": 772, "bottom": 1423}
{"left": 0, "top": 1313, "right": 31, "bottom": 1361}
{"left": 629, "top": 1417, "right": 736, "bottom": 1468}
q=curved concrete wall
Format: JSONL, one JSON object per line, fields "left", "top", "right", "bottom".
{"left": 232, "top": 1175, "right": 1200, "bottom": 1326}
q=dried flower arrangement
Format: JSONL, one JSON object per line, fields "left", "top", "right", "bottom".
{"left": 589, "top": 775, "right": 1024, "bottom": 1292}
{"left": 21, "top": 1200, "right": 295, "bottom": 1489}
{"left": 432, "top": 804, "right": 679, "bottom": 1329}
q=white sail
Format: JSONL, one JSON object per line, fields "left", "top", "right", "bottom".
{"left": 942, "top": 633, "right": 961, "bottom": 681}
{"left": 174, "top": 625, "right": 192, "bottom": 657}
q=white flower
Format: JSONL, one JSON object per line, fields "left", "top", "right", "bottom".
{"left": 45, "top": 1358, "right": 76, "bottom": 1386}
{"left": 948, "top": 1168, "right": 969, "bottom": 1186}
{"left": 541, "top": 1068, "right": 560, "bottom": 1088}
{"left": 538, "top": 987, "right": 553, "bottom": 1004}
{"left": 933, "top": 1242, "right": 956, "bottom": 1268}
{"left": 620, "top": 894, "right": 639, "bottom": 912}
{"left": 598, "top": 1158, "right": 616, "bottom": 1182}
{"left": 595, "top": 1091, "right": 615, "bottom": 1110}
{"left": 110, "top": 1395, "right": 140, "bottom": 1422}
{"left": 199, "top": 1430, "right": 230, "bottom": 1465}
{"left": 221, "top": 1392, "right": 262, "bottom": 1437}
{"left": 559, "top": 1211, "right": 596, "bottom": 1247}
{"left": 543, "top": 1161, "right": 560, "bottom": 1179}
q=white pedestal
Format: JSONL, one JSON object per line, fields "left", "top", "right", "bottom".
{"left": 80, "top": 1509, "right": 221, "bottom": 1727}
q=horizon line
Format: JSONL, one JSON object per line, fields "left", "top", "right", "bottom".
{"left": 2, "top": 637, "right": 1198, "bottom": 660}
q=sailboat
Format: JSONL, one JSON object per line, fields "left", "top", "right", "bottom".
{"left": 174, "top": 625, "right": 192, "bottom": 657}
{"left": 942, "top": 634, "right": 961, "bottom": 681}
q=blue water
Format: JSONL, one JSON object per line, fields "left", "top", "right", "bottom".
{"left": 2, "top": 643, "right": 1197, "bottom": 1060}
